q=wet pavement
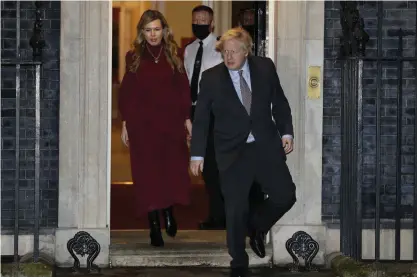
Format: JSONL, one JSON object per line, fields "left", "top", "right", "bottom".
{"left": 56, "top": 267, "right": 334, "bottom": 277}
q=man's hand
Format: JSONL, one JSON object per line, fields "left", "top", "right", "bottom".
{"left": 190, "top": 160, "right": 204, "bottom": 176}
{"left": 282, "top": 136, "right": 294, "bottom": 154}
{"left": 185, "top": 119, "right": 192, "bottom": 141}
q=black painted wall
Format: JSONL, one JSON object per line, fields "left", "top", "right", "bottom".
{"left": 323, "top": 1, "right": 416, "bottom": 222}
{"left": 1, "top": 1, "right": 60, "bottom": 230}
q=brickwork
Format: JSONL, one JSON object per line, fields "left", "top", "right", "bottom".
{"left": 322, "top": 1, "right": 416, "bottom": 222}
{"left": 1, "top": 1, "right": 60, "bottom": 229}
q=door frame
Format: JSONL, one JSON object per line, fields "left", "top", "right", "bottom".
{"left": 266, "top": 0, "right": 276, "bottom": 64}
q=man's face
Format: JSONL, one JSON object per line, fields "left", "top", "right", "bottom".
{"left": 222, "top": 39, "right": 247, "bottom": 70}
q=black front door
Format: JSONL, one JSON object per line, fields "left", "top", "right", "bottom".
{"left": 233, "top": 1, "right": 267, "bottom": 56}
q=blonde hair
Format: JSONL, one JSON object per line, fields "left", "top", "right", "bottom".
{"left": 215, "top": 27, "right": 253, "bottom": 55}
{"left": 129, "top": 10, "right": 183, "bottom": 73}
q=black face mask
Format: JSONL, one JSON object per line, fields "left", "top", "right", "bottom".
{"left": 192, "top": 24, "right": 211, "bottom": 40}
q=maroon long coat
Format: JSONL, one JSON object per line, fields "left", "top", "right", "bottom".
{"left": 118, "top": 44, "right": 192, "bottom": 217}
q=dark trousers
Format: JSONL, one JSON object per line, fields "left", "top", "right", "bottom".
{"left": 191, "top": 106, "right": 266, "bottom": 222}
{"left": 202, "top": 134, "right": 225, "bottom": 220}
{"left": 220, "top": 142, "right": 296, "bottom": 269}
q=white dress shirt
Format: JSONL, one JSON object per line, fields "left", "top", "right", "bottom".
{"left": 190, "top": 59, "right": 293, "bottom": 161}
{"left": 184, "top": 33, "right": 223, "bottom": 105}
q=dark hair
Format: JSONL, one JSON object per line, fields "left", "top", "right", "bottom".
{"left": 192, "top": 5, "right": 214, "bottom": 17}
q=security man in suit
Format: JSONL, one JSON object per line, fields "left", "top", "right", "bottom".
{"left": 183, "top": 5, "right": 225, "bottom": 230}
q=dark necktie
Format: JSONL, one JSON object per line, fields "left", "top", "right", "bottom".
{"left": 190, "top": 41, "right": 204, "bottom": 103}
{"left": 239, "top": 70, "right": 252, "bottom": 115}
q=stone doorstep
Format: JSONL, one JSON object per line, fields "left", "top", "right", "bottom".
{"left": 110, "top": 243, "right": 273, "bottom": 267}
{"left": 110, "top": 230, "right": 273, "bottom": 267}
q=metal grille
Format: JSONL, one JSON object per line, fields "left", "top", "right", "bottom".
{"left": 339, "top": 1, "right": 417, "bottom": 262}
{"left": 1, "top": 1, "right": 45, "bottom": 263}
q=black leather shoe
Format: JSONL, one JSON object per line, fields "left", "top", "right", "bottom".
{"left": 249, "top": 230, "right": 265, "bottom": 258}
{"left": 230, "top": 267, "right": 248, "bottom": 277}
{"left": 162, "top": 206, "right": 177, "bottom": 237}
{"left": 148, "top": 210, "right": 164, "bottom": 247}
{"left": 198, "top": 217, "right": 226, "bottom": 230}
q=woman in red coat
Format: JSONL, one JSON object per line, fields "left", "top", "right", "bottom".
{"left": 118, "top": 10, "right": 192, "bottom": 247}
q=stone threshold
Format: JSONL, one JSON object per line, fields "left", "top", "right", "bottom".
{"left": 110, "top": 230, "right": 273, "bottom": 267}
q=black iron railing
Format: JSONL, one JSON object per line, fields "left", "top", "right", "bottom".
{"left": 1, "top": 1, "right": 45, "bottom": 264}
{"left": 339, "top": 1, "right": 417, "bottom": 262}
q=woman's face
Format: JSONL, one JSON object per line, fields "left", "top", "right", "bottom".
{"left": 143, "top": 19, "right": 163, "bottom": 46}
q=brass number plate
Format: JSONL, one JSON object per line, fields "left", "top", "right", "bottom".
{"left": 307, "top": 66, "right": 321, "bottom": 99}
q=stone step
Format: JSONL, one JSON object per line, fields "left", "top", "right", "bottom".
{"left": 109, "top": 230, "right": 273, "bottom": 268}
{"left": 110, "top": 243, "right": 273, "bottom": 267}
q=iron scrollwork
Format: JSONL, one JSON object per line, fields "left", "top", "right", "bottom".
{"left": 339, "top": 1, "right": 369, "bottom": 57}
{"left": 67, "top": 231, "right": 101, "bottom": 274}
{"left": 285, "top": 231, "right": 319, "bottom": 272}
{"left": 29, "top": 1, "right": 45, "bottom": 60}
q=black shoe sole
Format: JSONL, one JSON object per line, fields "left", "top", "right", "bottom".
{"left": 166, "top": 227, "right": 177, "bottom": 238}
{"left": 249, "top": 240, "right": 265, "bottom": 258}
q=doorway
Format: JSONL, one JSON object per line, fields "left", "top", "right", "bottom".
{"left": 107, "top": 0, "right": 276, "bottom": 267}
{"left": 110, "top": 1, "right": 211, "bottom": 232}
{"left": 109, "top": 1, "right": 271, "bottom": 258}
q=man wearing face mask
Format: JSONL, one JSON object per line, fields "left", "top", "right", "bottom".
{"left": 184, "top": 5, "right": 225, "bottom": 230}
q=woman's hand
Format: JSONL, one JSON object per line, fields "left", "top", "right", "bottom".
{"left": 121, "top": 122, "right": 129, "bottom": 147}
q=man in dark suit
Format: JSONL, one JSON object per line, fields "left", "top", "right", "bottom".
{"left": 184, "top": 5, "right": 225, "bottom": 230}
{"left": 190, "top": 27, "right": 297, "bottom": 277}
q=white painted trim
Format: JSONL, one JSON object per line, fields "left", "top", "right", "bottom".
{"left": 267, "top": 0, "right": 276, "bottom": 63}
{"left": 265, "top": 0, "right": 277, "bottom": 245}
{"left": 107, "top": 0, "right": 112, "bottom": 229}
{"left": 202, "top": 0, "right": 214, "bottom": 8}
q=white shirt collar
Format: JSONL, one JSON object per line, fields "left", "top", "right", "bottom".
{"left": 197, "top": 33, "right": 216, "bottom": 47}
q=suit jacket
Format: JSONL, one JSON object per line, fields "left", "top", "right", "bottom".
{"left": 190, "top": 56, "right": 294, "bottom": 171}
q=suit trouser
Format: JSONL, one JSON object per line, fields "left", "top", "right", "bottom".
{"left": 201, "top": 135, "right": 225, "bottom": 220}
{"left": 191, "top": 106, "right": 265, "bottom": 221}
{"left": 219, "top": 142, "right": 296, "bottom": 269}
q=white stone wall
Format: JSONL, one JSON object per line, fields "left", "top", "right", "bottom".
{"left": 269, "top": 1, "right": 326, "bottom": 265}
{"left": 56, "top": 1, "right": 111, "bottom": 267}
